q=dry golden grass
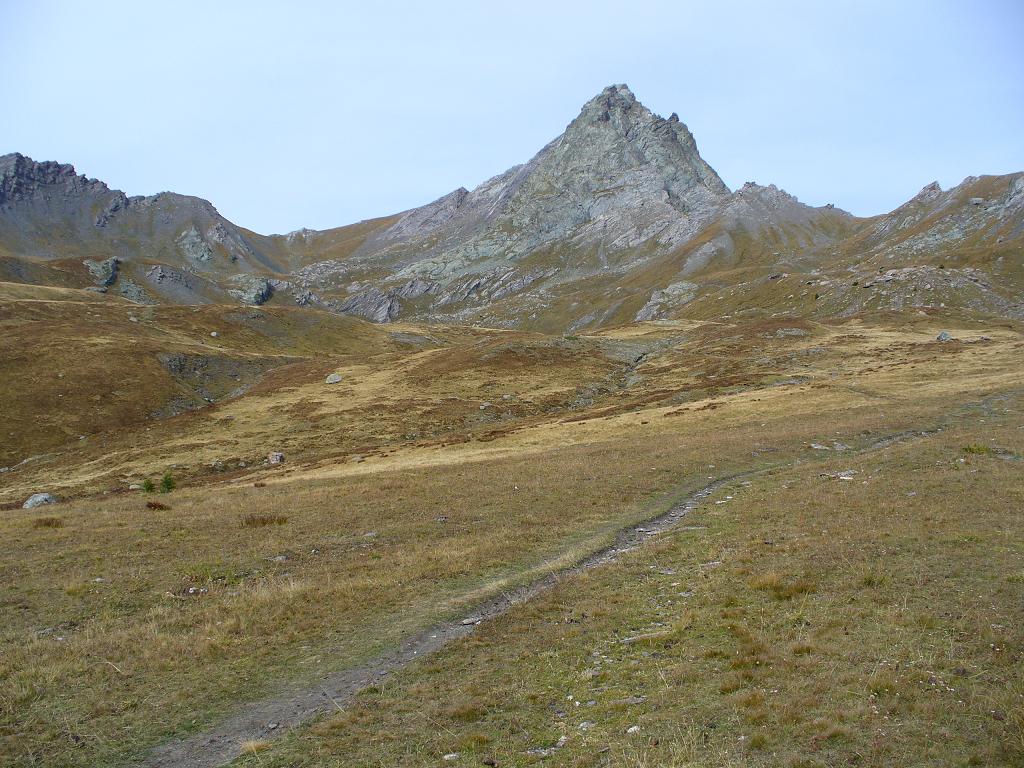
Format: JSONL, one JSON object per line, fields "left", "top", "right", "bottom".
{"left": 0, "top": 306, "right": 1021, "bottom": 767}
{"left": 1, "top": 300, "right": 1017, "bottom": 506}
{"left": 244, "top": 417, "right": 1023, "bottom": 768}
{"left": 0, "top": 292, "right": 400, "bottom": 467}
{"left": 237, "top": 739, "right": 271, "bottom": 756}
{"left": 241, "top": 513, "right": 288, "bottom": 527}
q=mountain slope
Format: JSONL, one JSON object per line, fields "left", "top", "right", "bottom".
{"left": 1, "top": 85, "right": 1021, "bottom": 329}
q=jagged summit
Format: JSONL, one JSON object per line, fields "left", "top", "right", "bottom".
{"left": 579, "top": 83, "right": 639, "bottom": 114}
{"left": 557, "top": 83, "right": 730, "bottom": 205}
{"left": 0, "top": 152, "right": 111, "bottom": 207}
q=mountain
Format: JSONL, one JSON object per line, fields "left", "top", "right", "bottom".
{"left": 2, "top": 84, "right": 1022, "bottom": 329}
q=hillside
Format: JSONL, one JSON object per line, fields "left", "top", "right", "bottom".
{"left": 3, "top": 85, "right": 1021, "bottom": 330}
{"left": 1, "top": 300, "right": 1021, "bottom": 767}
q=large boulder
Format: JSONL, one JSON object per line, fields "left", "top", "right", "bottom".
{"left": 23, "top": 493, "right": 58, "bottom": 509}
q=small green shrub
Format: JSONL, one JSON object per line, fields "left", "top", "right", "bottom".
{"left": 142, "top": 478, "right": 155, "bottom": 493}
{"left": 159, "top": 473, "right": 175, "bottom": 493}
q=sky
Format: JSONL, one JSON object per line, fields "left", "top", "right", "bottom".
{"left": 1, "top": 1, "right": 1022, "bottom": 234}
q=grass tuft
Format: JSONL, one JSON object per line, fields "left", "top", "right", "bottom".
{"left": 750, "top": 571, "right": 817, "bottom": 600}
{"left": 241, "top": 513, "right": 289, "bottom": 527}
{"left": 239, "top": 739, "right": 272, "bottom": 755}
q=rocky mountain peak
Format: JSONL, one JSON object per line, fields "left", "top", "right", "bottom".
{"left": 326, "top": 85, "right": 740, "bottom": 288}
{"left": 548, "top": 84, "right": 730, "bottom": 206}
{"left": 579, "top": 83, "right": 639, "bottom": 120}
{"left": 911, "top": 181, "right": 944, "bottom": 204}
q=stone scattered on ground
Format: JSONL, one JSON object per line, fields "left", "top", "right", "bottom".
{"left": 937, "top": 330, "right": 953, "bottom": 342}
{"left": 527, "top": 735, "right": 568, "bottom": 757}
{"left": 325, "top": 373, "right": 343, "bottom": 384}
{"left": 770, "top": 327, "right": 808, "bottom": 338}
{"left": 267, "top": 451, "right": 285, "bottom": 465}
{"left": 822, "top": 469, "right": 858, "bottom": 480}
{"left": 23, "top": 493, "right": 58, "bottom": 509}
{"left": 611, "top": 695, "right": 647, "bottom": 705}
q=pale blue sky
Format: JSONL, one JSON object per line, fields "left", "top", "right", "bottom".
{"left": 1, "top": 0, "right": 1022, "bottom": 233}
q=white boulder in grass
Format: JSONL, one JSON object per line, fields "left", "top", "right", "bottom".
{"left": 23, "top": 493, "right": 58, "bottom": 509}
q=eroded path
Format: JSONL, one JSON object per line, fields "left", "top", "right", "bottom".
{"left": 135, "top": 425, "right": 943, "bottom": 768}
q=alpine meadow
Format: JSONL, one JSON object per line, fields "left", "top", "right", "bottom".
{"left": 1, "top": 7, "right": 1023, "bottom": 766}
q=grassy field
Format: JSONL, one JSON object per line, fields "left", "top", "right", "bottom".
{"left": 237, "top": 416, "right": 1023, "bottom": 767}
{"left": 1, "top": 302, "right": 1021, "bottom": 767}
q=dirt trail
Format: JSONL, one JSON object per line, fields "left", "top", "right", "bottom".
{"left": 135, "top": 428, "right": 942, "bottom": 768}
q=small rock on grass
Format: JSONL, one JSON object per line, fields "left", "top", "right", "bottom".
{"left": 325, "top": 373, "right": 343, "bottom": 384}
{"left": 527, "top": 735, "right": 568, "bottom": 757}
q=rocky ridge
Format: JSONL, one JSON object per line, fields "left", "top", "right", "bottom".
{"left": 1, "top": 84, "right": 1021, "bottom": 329}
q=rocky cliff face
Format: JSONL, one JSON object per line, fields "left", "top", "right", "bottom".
{"left": 1, "top": 85, "right": 1021, "bottom": 328}
{"left": 0, "top": 154, "right": 112, "bottom": 207}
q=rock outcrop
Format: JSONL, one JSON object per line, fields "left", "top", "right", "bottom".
{"left": 84, "top": 257, "right": 119, "bottom": 287}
